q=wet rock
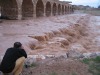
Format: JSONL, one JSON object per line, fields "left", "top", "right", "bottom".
{"left": 67, "top": 49, "right": 83, "bottom": 58}
{"left": 82, "top": 52, "right": 100, "bottom": 58}
{"left": 90, "top": 53, "right": 97, "bottom": 58}
{"left": 83, "top": 52, "right": 98, "bottom": 58}
{"left": 83, "top": 53, "right": 92, "bottom": 58}
{"left": 59, "top": 54, "right": 68, "bottom": 59}
{"left": 67, "top": 43, "right": 86, "bottom": 58}
{"left": 25, "top": 55, "right": 36, "bottom": 67}
{"left": 96, "top": 52, "right": 100, "bottom": 56}
{"left": 25, "top": 55, "right": 46, "bottom": 67}
{"left": 45, "top": 55, "right": 55, "bottom": 58}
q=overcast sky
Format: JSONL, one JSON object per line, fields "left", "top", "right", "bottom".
{"left": 60, "top": 0, "right": 100, "bottom": 7}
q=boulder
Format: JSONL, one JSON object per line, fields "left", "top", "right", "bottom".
{"left": 90, "top": 53, "right": 97, "bottom": 58}
{"left": 96, "top": 52, "right": 100, "bottom": 56}
{"left": 83, "top": 52, "right": 97, "bottom": 58}
{"left": 67, "top": 49, "right": 83, "bottom": 58}
{"left": 25, "top": 55, "right": 46, "bottom": 67}
{"left": 45, "top": 55, "right": 55, "bottom": 58}
{"left": 67, "top": 43, "right": 86, "bottom": 58}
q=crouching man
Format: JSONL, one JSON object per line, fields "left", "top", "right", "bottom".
{"left": 0, "top": 42, "right": 27, "bottom": 75}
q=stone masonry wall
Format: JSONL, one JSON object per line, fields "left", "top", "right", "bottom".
{"left": 1, "top": 0, "right": 74, "bottom": 20}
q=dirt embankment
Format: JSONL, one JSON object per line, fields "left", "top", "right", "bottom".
{"left": 23, "top": 57, "right": 91, "bottom": 75}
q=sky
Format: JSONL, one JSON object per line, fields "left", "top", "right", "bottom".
{"left": 60, "top": 0, "right": 100, "bottom": 7}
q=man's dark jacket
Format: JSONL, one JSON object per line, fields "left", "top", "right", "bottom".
{"left": 0, "top": 47, "right": 27, "bottom": 73}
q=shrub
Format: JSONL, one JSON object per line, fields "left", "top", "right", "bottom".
{"left": 82, "top": 56, "right": 100, "bottom": 75}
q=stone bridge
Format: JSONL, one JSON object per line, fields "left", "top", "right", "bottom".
{"left": 1, "top": 0, "right": 74, "bottom": 20}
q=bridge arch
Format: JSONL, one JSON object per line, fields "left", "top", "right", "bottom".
{"left": 52, "top": 3, "right": 57, "bottom": 16}
{"left": 46, "top": 1, "right": 51, "bottom": 17}
{"left": 65, "top": 6, "right": 67, "bottom": 14}
{"left": 62, "top": 5, "right": 64, "bottom": 15}
{"left": 58, "top": 4, "right": 61, "bottom": 15}
{"left": 1, "top": 0, "right": 18, "bottom": 19}
{"left": 36, "top": 0, "right": 44, "bottom": 17}
{"left": 22, "top": 0, "right": 34, "bottom": 19}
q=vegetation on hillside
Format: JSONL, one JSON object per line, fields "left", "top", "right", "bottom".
{"left": 82, "top": 56, "right": 100, "bottom": 75}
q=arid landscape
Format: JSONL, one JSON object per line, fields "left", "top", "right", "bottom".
{"left": 0, "top": 10, "right": 100, "bottom": 75}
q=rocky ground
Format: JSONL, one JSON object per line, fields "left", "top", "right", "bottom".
{"left": 23, "top": 57, "right": 92, "bottom": 75}
{"left": 0, "top": 13, "right": 100, "bottom": 75}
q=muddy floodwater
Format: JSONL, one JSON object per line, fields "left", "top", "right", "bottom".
{"left": 0, "top": 14, "right": 100, "bottom": 56}
{"left": 0, "top": 13, "right": 100, "bottom": 75}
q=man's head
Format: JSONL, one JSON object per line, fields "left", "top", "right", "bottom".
{"left": 14, "top": 42, "right": 22, "bottom": 48}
